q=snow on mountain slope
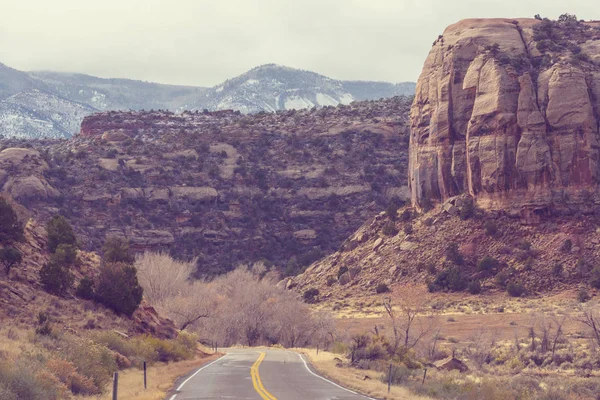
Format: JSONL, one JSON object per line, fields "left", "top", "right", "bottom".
{"left": 185, "top": 64, "right": 415, "bottom": 113}
{"left": 0, "top": 61, "right": 415, "bottom": 139}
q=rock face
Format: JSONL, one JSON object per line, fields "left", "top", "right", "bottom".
{"left": 409, "top": 18, "right": 600, "bottom": 215}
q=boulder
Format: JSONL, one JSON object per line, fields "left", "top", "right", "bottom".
{"left": 4, "top": 176, "right": 58, "bottom": 200}
{"left": 373, "top": 237, "right": 384, "bottom": 251}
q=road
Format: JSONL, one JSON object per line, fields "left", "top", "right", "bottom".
{"left": 168, "top": 348, "right": 374, "bottom": 400}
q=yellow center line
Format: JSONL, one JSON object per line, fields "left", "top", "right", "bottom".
{"left": 251, "top": 352, "right": 277, "bottom": 400}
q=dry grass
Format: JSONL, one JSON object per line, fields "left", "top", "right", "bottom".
{"left": 297, "top": 348, "right": 430, "bottom": 400}
{"left": 74, "top": 350, "right": 220, "bottom": 400}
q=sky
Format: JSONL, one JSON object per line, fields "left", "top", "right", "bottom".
{"left": 0, "top": 0, "right": 597, "bottom": 87}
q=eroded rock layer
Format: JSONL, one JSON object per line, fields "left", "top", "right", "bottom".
{"left": 409, "top": 18, "right": 600, "bottom": 215}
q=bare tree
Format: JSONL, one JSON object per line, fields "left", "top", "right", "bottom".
{"left": 465, "top": 328, "right": 499, "bottom": 369}
{"left": 135, "top": 252, "right": 196, "bottom": 305}
{"left": 575, "top": 304, "right": 600, "bottom": 347}
{"left": 383, "top": 290, "right": 433, "bottom": 356}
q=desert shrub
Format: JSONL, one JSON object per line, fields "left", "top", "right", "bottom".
{"left": 62, "top": 339, "right": 117, "bottom": 394}
{"left": 337, "top": 266, "right": 348, "bottom": 279}
{"left": 35, "top": 312, "right": 52, "bottom": 336}
{"left": 303, "top": 288, "right": 320, "bottom": 303}
{"left": 376, "top": 283, "right": 390, "bottom": 294}
{"left": 468, "top": 280, "right": 482, "bottom": 294}
{"left": 445, "top": 242, "right": 464, "bottom": 265}
{"left": 403, "top": 223, "right": 413, "bottom": 235}
{"left": 95, "top": 262, "right": 143, "bottom": 316}
{"left": 380, "top": 363, "right": 414, "bottom": 385}
{"left": 507, "top": 281, "right": 526, "bottom": 297}
{"left": 46, "top": 215, "right": 76, "bottom": 252}
{"left": 385, "top": 202, "right": 399, "bottom": 221}
{"left": 400, "top": 209, "right": 412, "bottom": 221}
{"left": 516, "top": 240, "right": 531, "bottom": 251}
{"left": 0, "top": 247, "right": 22, "bottom": 277}
{"left": 460, "top": 199, "right": 475, "bottom": 220}
{"left": 0, "top": 198, "right": 23, "bottom": 243}
{"left": 552, "top": 263, "right": 563, "bottom": 277}
{"left": 50, "top": 243, "right": 77, "bottom": 266}
{"left": 426, "top": 263, "right": 437, "bottom": 275}
{"left": 560, "top": 239, "right": 573, "bottom": 253}
{"left": 88, "top": 331, "right": 158, "bottom": 367}
{"left": 75, "top": 277, "right": 95, "bottom": 300}
{"left": 326, "top": 275, "right": 336, "bottom": 286}
{"left": 0, "top": 359, "right": 62, "bottom": 400}
{"left": 142, "top": 335, "right": 196, "bottom": 362}
{"left": 495, "top": 270, "right": 510, "bottom": 288}
{"left": 382, "top": 221, "right": 398, "bottom": 236}
{"left": 40, "top": 261, "right": 73, "bottom": 296}
{"left": 429, "top": 266, "right": 467, "bottom": 292}
{"left": 477, "top": 256, "right": 499, "bottom": 272}
{"left": 102, "top": 236, "right": 135, "bottom": 264}
{"left": 590, "top": 267, "right": 600, "bottom": 289}
{"left": 483, "top": 220, "right": 498, "bottom": 236}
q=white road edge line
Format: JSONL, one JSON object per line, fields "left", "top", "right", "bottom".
{"left": 168, "top": 354, "right": 228, "bottom": 400}
{"left": 297, "top": 353, "right": 377, "bottom": 400}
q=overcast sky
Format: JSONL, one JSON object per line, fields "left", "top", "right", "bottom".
{"left": 0, "top": 0, "right": 597, "bottom": 87}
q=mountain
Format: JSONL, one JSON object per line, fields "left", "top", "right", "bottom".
{"left": 0, "top": 62, "right": 415, "bottom": 139}
{"left": 0, "top": 97, "right": 412, "bottom": 276}
{"left": 187, "top": 64, "right": 415, "bottom": 113}
{"left": 409, "top": 17, "right": 600, "bottom": 216}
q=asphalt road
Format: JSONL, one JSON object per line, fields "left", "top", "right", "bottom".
{"left": 168, "top": 348, "right": 374, "bottom": 400}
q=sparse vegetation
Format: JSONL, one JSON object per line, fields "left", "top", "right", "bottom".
{"left": 0, "top": 198, "right": 23, "bottom": 243}
{"left": 46, "top": 215, "right": 77, "bottom": 253}
{"left": 507, "top": 280, "right": 526, "bottom": 297}
{"left": 0, "top": 247, "right": 22, "bottom": 278}
{"left": 375, "top": 283, "right": 390, "bottom": 294}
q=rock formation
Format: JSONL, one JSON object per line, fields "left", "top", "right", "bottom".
{"left": 409, "top": 17, "right": 600, "bottom": 216}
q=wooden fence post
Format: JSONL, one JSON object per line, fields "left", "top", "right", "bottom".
{"left": 143, "top": 361, "right": 147, "bottom": 390}
{"left": 112, "top": 372, "right": 118, "bottom": 400}
{"left": 388, "top": 362, "right": 392, "bottom": 393}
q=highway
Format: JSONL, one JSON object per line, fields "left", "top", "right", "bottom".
{"left": 167, "top": 348, "right": 374, "bottom": 400}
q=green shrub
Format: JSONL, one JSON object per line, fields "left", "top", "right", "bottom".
{"left": 337, "top": 266, "right": 348, "bottom": 279}
{"left": 552, "top": 263, "right": 563, "bottom": 277}
{"left": 495, "top": 270, "right": 510, "bottom": 288}
{"left": 303, "top": 288, "right": 320, "bottom": 303}
{"left": 0, "top": 198, "right": 24, "bottom": 243}
{"left": 468, "top": 280, "right": 482, "bottom": 294}
{"left": 445, "top": 242, "right": 464, "bottom": 265}
{"left": 35, "top": 312, "right": 52, "bottom": 336}
{"left": 326, "top": 275, "right": 336, "bottom": 286}
{"left": 46, "top": 215, "right": 76, "bottom": 253}
{"left": 577, "top": 287, "right": 590, "bottom": 303}
{"left": 507, "top": 281, "right": 526, "bottom": 297}
{"left": 376, "top": 283, "right": 390, "bottom": 294}
{"left": 0, "top": 359, "right": 62, "bottom": 400}
{"left": 0, "top": 247, "right": 22, "bottom": 278}
{"left": 430, "top": 266, "right": 467, "bottom": 292}
{"left": 477, "top": 256, "right": 499, "bottom": 272}
{"left": 590, "top": 267, "right": 600, "bottom": 289}
{"left": 382, "top": 221, "right": 398, "bottom": 236}
{"left": 88, "top": 331, "right": 157, "bottom": 367}
{"left": 516, "top": 240, "right": 531, "bottom": 251}
{"left": 483, "top": 220, "right": 498, "bottom": 236}
{"left": 102, "top": 236, "right": 135, "bottom": 264}
{"left": 62, "top": 339, "right": 117, "bottom": 393}
{"left": 50, "top": 244, "right": 77, "bottom": 266}
{"left": 40, "top": 261, "right": 73, "bottom": 296}
{"left": 460, "top": 199, "right": 475, "bottom": 220}
{"left": 560, "top": 239, "right": 573, "bottom": 253}
{"left": 142, "top": 335, "right": 195, "bottom": 362}
{"left": 380, "top": 363, "right": 414, "bottom": 385}
{"left": 75, "top": 277, "right": 95, "bottom": 300}
{"left": 95, "top": 262, "right": 143, "bottom": 317}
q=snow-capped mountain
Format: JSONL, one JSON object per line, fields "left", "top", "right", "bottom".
{"left": 0, "top": 61, "right": 415, "bottom": 139}
{"left": 190, "top": 64, "right": 415, "bottom": 113}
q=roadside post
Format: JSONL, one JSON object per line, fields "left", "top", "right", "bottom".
{"left": 112, "top": 372, "right": 118, "bottom": 400}
{"left": 388, "top": 362, "right": 392, "bottom": 393}
{"left": 143, "top": 361, "right": 147, "bottom": 389}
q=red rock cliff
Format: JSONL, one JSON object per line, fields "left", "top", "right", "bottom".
{"left": 409, "top": 17, "right": 600, "bottom": 215}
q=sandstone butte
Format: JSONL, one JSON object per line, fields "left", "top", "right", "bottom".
{"left": 409, "top": 17, "right": 600, "bottom": 217}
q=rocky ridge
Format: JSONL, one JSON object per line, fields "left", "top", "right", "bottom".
{"left": 409, "top": 17, "right": 600, "bottom": 216}
{"left": 0, "top": 97, "right": 412, "bottom": 276}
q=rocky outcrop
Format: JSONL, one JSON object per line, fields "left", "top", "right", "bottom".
{"left": 0, "top": 148, "right": 58, "bottom": 201}
{"left": 409, "top": 18, "right": 600, "bottom": 215}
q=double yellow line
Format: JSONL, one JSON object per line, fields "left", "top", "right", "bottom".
{"left": 251, "top": 352, "right": 277, "bottom": 400}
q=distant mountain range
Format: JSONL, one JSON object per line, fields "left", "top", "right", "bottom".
{"left": 0, "top": 62, "right": 415, "bottom": 139}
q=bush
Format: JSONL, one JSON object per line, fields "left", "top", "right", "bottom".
{"left": 337, "top": 266, "right": 348, "bottom": 279}
{"left": 0, "top": 247, "right": 22, "bottom": 277}
{"left": 484, "top": 220, "right": 498, "bottom": 236}
{"left": 50, "top": 244, "right": 77, "bottom": 266}
{"left": 35, "top": 312, "right": 52, "bottom": 336}
{"left": 0, "top": 359, "right": 63, "bottom": 400}
{"left": 380, "top": 363, "right": 414, "bottom": 385}
{"left": 590, "top": 267, "right": 600, "bottom": 289}
{"left": 376, "top": 283, "right": 390, "bottom": 294}
{"left": 303, "top": 288, "right": 320, "bottom": 303}
{"left": 0, "top": 198, "right": 24, "bottom": 242}
{"left": 40, "top": 261, "right": 73, "bottom": 296}
{"left": 495, "top": 270, "right": 510, "bottom": 288}
{"left": 445, "top": 242, "right": 464, "bottom": 265}
{"left": 430, "top": 266, "right": 468, "bottom": 292}
{"left": 477, "top": 256, "right": 499, "bottom": 272}
{"left": 552, "top": 263, "right": 563, "bottom": 277}
{"left": 102, "top": 236, "right": 135, "bottom": 264}
{"left": 468, "top": 280, "right": 482, "bottom": 294}
{"left": 46, "top": 215, "right": 76, "bottom": 253}
{"left": 577, "top": 288, "right": 590, "bottom": 303}
{"left": 460, "top": 199, "right": 475, "bottom": 220}
{"left": 560, "top": 239, "right": 573, "bottom": 253}
{"left": 142, "top": 334, "right": 196, "bottom": 362}
{"left": 507, "top": 281, "right": 526, "bottom": 297}
{"left": 88, "top": 331, "right": 158, "bottom": 367}
{"left": 382, "top": 221, "right": 398, "bottom": 236}
{"left": 326, "top": 275, "right": 336, "bottom": 286}
{"left": 403, "top": 223, "right": 413, "bottom": 235}
{"left": 95, "top": 262, "right": 143, "bottom": 316}
{"left": 75, "top": 277, "right": 95, "bottom": 300}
